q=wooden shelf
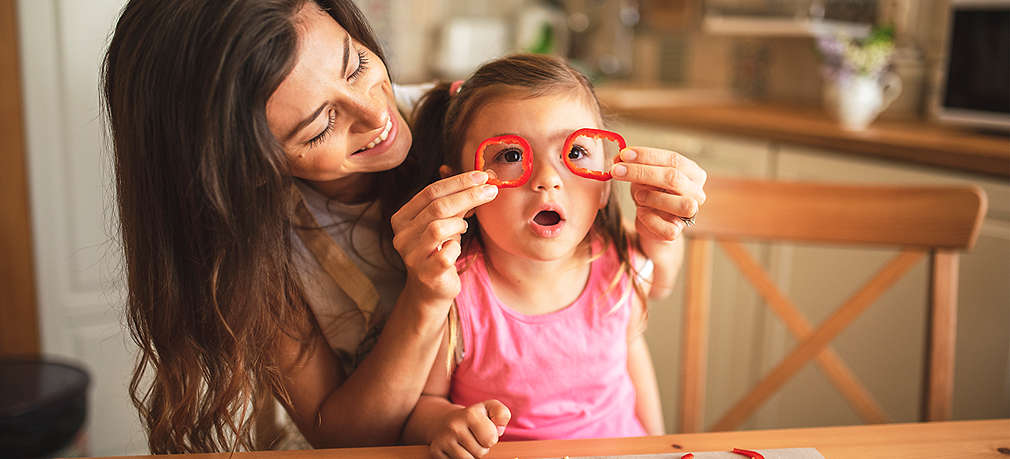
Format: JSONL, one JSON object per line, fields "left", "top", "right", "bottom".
{"left": 598, "top": 97, "right": 1010, "bottom": 179}
{"left": 703, "top": 15, "right": 872, "bottom": 37}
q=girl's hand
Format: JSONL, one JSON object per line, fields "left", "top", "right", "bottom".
{"left": 428, "top": 400, "right": 511, "bottom": 459}
{"left": 610, "top": 147, "right": 708, "bottom": 243}
{"left": 391, "top": 171, "right": 498, "bottom": 305}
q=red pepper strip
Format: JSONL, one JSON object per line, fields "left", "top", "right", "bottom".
{"left": 681, "top": 454, "right": 694, "bottom": 459}
{"left": 473, "top": 134, "right": 533, "bottom": 188}
{"left": 561, "top": 128, "right": 627, "bottom": 181}
{"left": 730, "top": 448, "right": 765, "bottom": 459}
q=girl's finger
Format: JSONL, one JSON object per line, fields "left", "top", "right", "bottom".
{"left": 392, "top": 171, "right": 488, "bottom": 229}
{"left": 445, "top": 439, "right": 478, "bottom": 459}
{"left": 620, "top": 146, "right": 707, "bottom": 184}
{"left": 483, "top": 400, "right": 511, "bottom": 426}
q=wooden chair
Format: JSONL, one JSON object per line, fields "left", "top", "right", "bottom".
{"left": 678, "top": 176, "right": 987, "bottom": 433}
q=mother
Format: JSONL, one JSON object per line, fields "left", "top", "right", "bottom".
{"left": 102, "top": 0, "right": 706, "bottom": 453}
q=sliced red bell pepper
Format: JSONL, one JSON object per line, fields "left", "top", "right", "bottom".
{"left": 473, "top": 134, "right": 533, "bottom": 188}
{"left": 730, "top": 448, "right": 765, "bottom": 458}
{"left": 561, "top": 128, "right": 626, "bottom": 181}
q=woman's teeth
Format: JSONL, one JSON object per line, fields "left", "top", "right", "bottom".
{"left": 360, "top": 118, "right": 393, "bottom": 152}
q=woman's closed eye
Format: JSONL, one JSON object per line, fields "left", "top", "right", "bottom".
{"left": 304, "top": 48, "right": 370, "bottom": 147}
{"left": 348, "top": 49, "right": 368, "bottom": 81}
{"left": 307, "top": 108, "right": 336, "bottom": 147}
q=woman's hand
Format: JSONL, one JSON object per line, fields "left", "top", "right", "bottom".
{"left": 391, "top": 171, "right": 498, "bottom": 306}
{"left": 428, "top": 400, "right": 511, "bottom": 459}
{"left": 611, "top": 146, "right": 707, "bottom": 244}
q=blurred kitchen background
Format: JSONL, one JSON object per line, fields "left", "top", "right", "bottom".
{"left": 1, "top": 0, "right": 1008, "bottom": 456}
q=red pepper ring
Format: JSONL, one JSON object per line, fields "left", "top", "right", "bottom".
{"left": 561, "top": 127, "right": 627, "bottom": 181}
{"left": 473, "top": 134, "right": 533, "bottom": 188}
{"left": 681, "top": 454, "right": 695, "bottom": 459}
{"left": 731, "top": 448, "right": 765, "bottom": 458}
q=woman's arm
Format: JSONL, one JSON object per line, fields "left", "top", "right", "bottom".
{"left": 276, "top": 287, "right": 448, "bottom": 448}
{"left": 627, "top": 294, "right": 665, "bottom": 436}
{"left": 278, "top": 171, "right": 499, "bottom": 448}
{"left": 640, "top": 235, "right": 684, "bottom": 300}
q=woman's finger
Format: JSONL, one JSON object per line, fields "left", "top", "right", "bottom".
{"left": 631, "top": 185, "right": 698, "bottom": 219}
{"left": 392, "top": 171, "right": 489, "bottom": 230}
{"left": 620, "top": 146, "right": 707, "bottom": 184}
{"left": 636, "top": 206, "right": 687, "bottom": 242}
{"left": 415, "top": 183, "right": 498, "bottom": 224}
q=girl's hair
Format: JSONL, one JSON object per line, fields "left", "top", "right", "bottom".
{"left": 102, "top": 0, "right": 428, "bottom": 453}
{"left": 410, "top": 54, "right": 646, "bottom": 334}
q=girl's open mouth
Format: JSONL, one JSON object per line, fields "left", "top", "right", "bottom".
{"left": 529, "top": 207, "right": 565, "bottom": 238}
{"left": 533, "top": 210, "right": 561, "bottom": 226}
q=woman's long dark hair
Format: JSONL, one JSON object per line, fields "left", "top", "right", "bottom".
{"left": 101, "top": 0, "right": 419, "bottom": 453}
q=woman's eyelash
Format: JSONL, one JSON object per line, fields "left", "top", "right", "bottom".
{"left": 307, "top": 109, "right": 336, "bottom": 147}
{"left": 349, "top": 49, "right": 368, "bottom": 81}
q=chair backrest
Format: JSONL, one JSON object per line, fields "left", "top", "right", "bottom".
{"left": 678, "top": 176, "right": 987, "bottom": 433}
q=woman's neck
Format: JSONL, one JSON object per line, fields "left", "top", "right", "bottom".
{"left": 306, "top": 173, "right": 376, "bottom": 204}
{"left": 481, "top": 238, "right": 593, "bottom": 316}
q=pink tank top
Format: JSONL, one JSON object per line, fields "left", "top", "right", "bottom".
{"left": 450, "top": 242, "right": 647, "bottom": 441}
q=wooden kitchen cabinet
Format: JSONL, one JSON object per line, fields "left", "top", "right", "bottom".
{"left": 614, "top": 120, "right": 1009, "bottom": 432}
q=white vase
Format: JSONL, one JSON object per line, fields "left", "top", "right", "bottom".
{"left": 824, "top": 73, "right": 902, "bottom": 131}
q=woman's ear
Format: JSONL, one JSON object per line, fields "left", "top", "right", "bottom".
{"left": 439, "top": 164, "right": 456, "bottom": 179}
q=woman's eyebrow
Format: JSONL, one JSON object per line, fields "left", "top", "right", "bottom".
{"left": 284, "top": 35, "right": 352, "bottom": 142}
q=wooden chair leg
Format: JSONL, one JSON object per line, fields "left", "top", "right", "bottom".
{"left": 924, "top": 251, "right": 958, "bottom": 421}
{"left": 680, "top": 238, "right": 713, "bottom": 433}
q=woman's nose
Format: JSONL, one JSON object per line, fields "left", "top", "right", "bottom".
{"left": 344, "top": 86, "right": 388, "bottom": 133}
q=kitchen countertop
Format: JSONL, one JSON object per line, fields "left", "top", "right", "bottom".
{"left": 595, "top": 87, "right": 1010, "bottom": 180}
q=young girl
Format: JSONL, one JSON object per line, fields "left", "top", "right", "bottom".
{"left": 401, "top": 54, "right": 695, "bottom": 458}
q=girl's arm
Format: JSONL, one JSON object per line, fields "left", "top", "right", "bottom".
{"left": 627, "top": 293, "right": 666, "bottom": 435}
{"left": 402, "top": 322, "right": 511, "bottom": 458}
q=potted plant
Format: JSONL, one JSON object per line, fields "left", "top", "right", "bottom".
{"left": 816, "top": 26, "right": 902, "bottom": 130}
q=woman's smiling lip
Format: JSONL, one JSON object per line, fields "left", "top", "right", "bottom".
{"left": 350, "top": 108, "right": 396, "bottom": 158}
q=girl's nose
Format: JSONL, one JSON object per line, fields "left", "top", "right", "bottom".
{"left": 529, "top": 154, "right": 563, "bottom": 191}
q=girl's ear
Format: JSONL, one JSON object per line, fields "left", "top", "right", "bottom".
{"left": 439, "top": 164, "right": 456, "bottom": 179}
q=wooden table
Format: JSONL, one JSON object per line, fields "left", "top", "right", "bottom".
{"left": 103, "top": 419, "right": 1009, "bottom": 458}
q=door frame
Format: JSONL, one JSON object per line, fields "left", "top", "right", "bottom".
{"left": 0, "top": 0, "right": 40, "bottom": 357}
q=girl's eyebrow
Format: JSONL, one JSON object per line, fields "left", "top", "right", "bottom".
{"left": 490, "top": 129, "right": 577, "bottom": 142}
{"left": 283, "top": 34, "right": 352, "bottom": 142}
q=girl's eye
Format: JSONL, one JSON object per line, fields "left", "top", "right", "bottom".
{"left": 497, "top": 148, "right": 523, "bottom": 163}
{"left": 349, "top": 49, "right": 369, "bottom": 81}
{"left": 568, "top": 144, "right": 588, "bottom": 160}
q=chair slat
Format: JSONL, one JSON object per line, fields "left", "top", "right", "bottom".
{"left": 688, "top": 177, "right": 987, "bottom": 249}
{"left": 925, "top": 251, "right": 959, "bottom": 421}
{"left": 679, "top": 238, "right": 713, "bottom": 433}
{"left": 719, "top": 239, "right": 889, "bottom": 424}
{"left": 710, "top": 250, "right": 924, "bottom": 432}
